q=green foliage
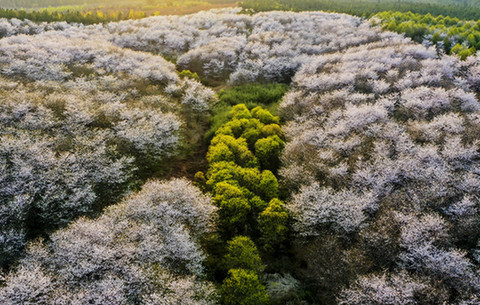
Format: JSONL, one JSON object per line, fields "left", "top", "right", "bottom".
{"left": 230, "top": 104, "right": 254, "bottom": 120}
{"left": 208, "top": 134, "right": 259, "bottom": 168}
{"left": 205, "top": 161, "right": 243, "bottom": 189}
{"left": 207, "top": 141, "right": 235, "bottom": 164}
{"left": 218, "top": 197, "right": 252, "bottom": 234}
{"left": 0, "top": 8, "right": 137, "bottom": 24}
{"left": 218, "top": 83, "right": 289, "bottom": 107}
{"left": 221, "top": 269, "right": 270, "bottom": 305}
{"left": 254, "top": 135, "right": 285, "bottom": 172}
{"left": 206, "top": 103, "right": 232, "bottom": 142}
{"left": 179, "top": 69, "right": 201, "bottom": 82}
{"left": 224, "top": 236, "right": 265, "bottom": 273}
{"left": 0, "top": 1, "right": 234, "bottom": 24}
{"left": 206, "top": 84, "right": 287, "bottom": 141}
{"left": 200, "top": 104, "right": 287, "bottom": 242}
{"left": 259, "top": 170, "right": 279, "bottom": 201}
{"left": 250, "top": 196, "right": 268, "bottom": 213}
{"left": 213, "top": 181, "right": 245, "bottom": 204}
{"left": 240, "top": 0, "right": 480, "bottom": 20}
{"left": 0, "top": 0, "right": 237, "bottom": 7}
{"left": 258, "top": 199, "right": 289, "bottom": 251}
{"left": 201, "top": 103, "right": 289, "bottom": 302}
{"left": 261, "top": 124, "right": 283, "bottom": 138}
{"left": 373, "top": 11, "right": 480, "bottom": 59}
{"left": 193, "top": 171, "right": 206, "bottom": 190}
{"left": 251, "top": 106, "right": 280, "bottom": 125}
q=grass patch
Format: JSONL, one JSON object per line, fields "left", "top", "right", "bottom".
{"left": 218, "top": 83, "right": 289, "bottom": 107}
{"left": 206, "top": 83, "right": 289, "bottom": 142}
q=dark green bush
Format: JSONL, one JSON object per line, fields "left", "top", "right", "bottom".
{"left": 218, "top": 83, "right": 289, "bottom": 107}
{"left": 224, "top": 236, "right": 265, "bottom": 273}
{"left": 258, "top": 198, "right": 289, "bottom": 252}
{"left": 254, "top": 135, "right": 285, "bottom": 172}
{"left": 221, "top": 269, "right": 270, "bottom": 305}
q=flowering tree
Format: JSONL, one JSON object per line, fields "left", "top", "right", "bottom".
{"left": 0, "top": 179, "right": 217, "bottom": 304}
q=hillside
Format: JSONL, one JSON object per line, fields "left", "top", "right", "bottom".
{"left": 0, "top": 7, "right": 479, "bottom": 305}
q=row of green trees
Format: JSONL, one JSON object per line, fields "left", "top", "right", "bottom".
{"left": 240, "top": 0, "right": 480, "bottom": 21}
{"left": 0, "top": 0, "right": 235, "bottom": 24}
{"left": 0, "top": 0, "right": 238, "bottom": 9}
{"left": 0, "top": 8, "right": 146, "bottom": 23}
{"left": 196, "top": 104, "right": 289, "bottom": 304}
{"left": 0, "top": 0, "right": 107, "bottom": 8}
{"left": 374, "top": 11, "right": 480, "bottom": 58}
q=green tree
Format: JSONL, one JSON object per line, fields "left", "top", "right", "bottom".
{"left": 179, "top": 69, "right": 201, "bottom": 82}
{"left": 251, "top": 106, "right": 280, "bottom": 125}
{"left": 259, "top": 170, "right": 279, "bottom": 201}
{"left": 224, "top": 236, "right": 264, "bottom": 273}
{"left": 221, "top": 269, "right": 270, "bottom": 305}
{"left": 258, "top": 199, "right": 289, "bottom": 251}
{"left": 218, "top": 197, "right": 251, "bottom": 236}
{"left": 254, "top": 135, "right": 285, "bottom": 172}
{"left": 230, "top": 104, "right": 253, "bottom": 120}
{"left": 208, "top": 135, "right": 258, "bottom": 168}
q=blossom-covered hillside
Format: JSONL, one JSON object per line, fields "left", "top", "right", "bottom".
{"left": 280, "top": 32, "right": 480, "bottom": 305}
{"left": 0, "top": 7, "right": 479, "bottom": 305}
{"left": 0, "top": 9, "right": 395, "bottom": 84}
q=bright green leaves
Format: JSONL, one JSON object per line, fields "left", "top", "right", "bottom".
{"left": 179, "top": 69, "right": 201, "bottom": 82}
{"left": 224, "top": 236, "right": 265, "bottom": 273}
{"left": 259, "top": 170, "right": 279, "bottom": 201}
{"left": 251, "top": 106, "right": 280, "bottom": 125}
{"left": 207, "top": 141, "right": 235, "bottom": 164}
{"left": 199, "top": 103, "right": 288, "bottom": 304}
{"left": 231, "top": 104, "right": 253, "bottom": 120}
{"left": 258, "top": 199, "right": 289, "bottom": 252}
{"left": 208, "top": 135, "right": 258, "bottom": 168}
{"left": 220, "top": 269, "right": 270, "bottom": 305}
{"left": 199, "top": 104, "right": 287, "bottom": 240}
{"left": 215, "top": 104, "right": 282, "bottom": 151}
{"left": 221, "top": 237, "right": 268, "bottom": 304}
{"left": 255, "top": 135, "right": 285, "bottom": 172}
{"left": 451, "top": 43, "right": 476, "bottom": 59}
{"left": 219, "top": 197, "right": 251, "bottom": 234}
{"left": 373, "top": 11, "right": 480, "bottom": 59}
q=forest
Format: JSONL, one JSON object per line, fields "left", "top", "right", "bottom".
{"left": 0, "top": 1, "right": 480, "bottom": 305}
{"left": 373, "top": 11, "right": 480, "bottom": 58}
{"left": 0, "top": 0, "right": 237, "bottom": 9}
{"left": 0, "top": 0, "right": 237, "bottom": 23}
{"left": 240, "top": 0, "right": 480, "bottom": 20}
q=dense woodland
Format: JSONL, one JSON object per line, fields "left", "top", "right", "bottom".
{"left": 0, "top": 2, "right": 480, "bottom": 305}
{"left": 240, "top": 0, "right": 480, "bottom": 20}
{"left": 0, "top": 0, "right": 237, "bottom": 24}
{"left": 373, "top": 11, "right": 480, "bottom": 58}
{"left": 0, "top": 0, "right": 237, "bottom": 9}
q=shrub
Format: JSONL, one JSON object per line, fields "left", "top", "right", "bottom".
{"left": 251, "top": 106, "right": 280, "bottom": 125}
{"left": 221, "top": 269, "right": 270, "bottom": 305}
{"left": 258, "top": 199, "right": 289, "bottom": 251}
{"left": 179, "top": 69, "right": 201, "bottom": 82}
{"left": 255, "top": 135, "right": 285, "bottom": 172}
{"left": 218, "top": 83, "right": 289, "bottom": 107}
{"left": 224, "top": 236, "right": 264, "bottom": 273}
{"left": 208, "top": 134, "right": 259, "bottom": 168}
{"left": 259, "top": 170, "right": 279, "bottom": 201}
{"left": 218, "top": 197, "right": 251, "bottom": 236}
